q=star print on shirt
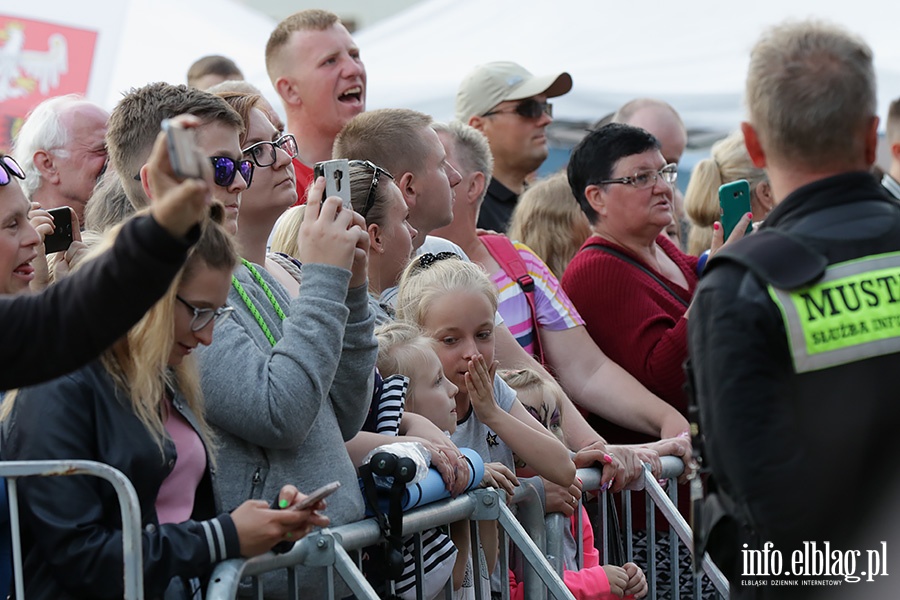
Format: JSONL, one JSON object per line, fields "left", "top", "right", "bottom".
{"left": 486, "top": 432, "right": 499, "bottom": 448}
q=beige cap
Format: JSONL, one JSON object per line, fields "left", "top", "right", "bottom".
{"left": 455, "top": 61, "right": 573, "bottom": 123}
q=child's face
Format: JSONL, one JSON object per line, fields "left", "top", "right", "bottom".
{"left": 407, "top": 346, "right": 459, "bottom": 433}
{"left": 422, "top": 290, "right": 495, "bottom": 392}
{"left": 515, "top": 384, "right": 563, "bottom": 442}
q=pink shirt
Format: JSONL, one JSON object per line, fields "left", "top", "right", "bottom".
{"left": 155, "top": 398, "right": 206, "bottom": 524}
{"left": 490, "top": 241, "right": 583, "bottom": 356}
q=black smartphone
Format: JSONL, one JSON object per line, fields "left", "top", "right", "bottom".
{"left": 44, "top": 207, "right": 74, "bottom": 254}
{"left": 313, "top": 159, "right": 352, "bottom": 209}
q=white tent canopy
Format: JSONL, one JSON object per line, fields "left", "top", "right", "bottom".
{"left": 356, "top": 0, "right": 900, "bottom": 134}
{"left": 4, "top": 0, "right": 899, "bottom": 139}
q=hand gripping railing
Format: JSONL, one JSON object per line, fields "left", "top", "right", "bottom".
{"left": 543, "top": 456, "right": 729, "bottom": 599}
{"left": 0, "top": 460, "right": 143, "bottom": 600}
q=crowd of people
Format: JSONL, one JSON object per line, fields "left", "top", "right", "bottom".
{"left": 0, "top": 7, "right": 897, "bottom": 600}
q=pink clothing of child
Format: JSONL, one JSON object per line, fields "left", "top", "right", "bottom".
{"left": 509, "top": 506, "right": 634, "bottom": 600}
{"left": 155, "top": 398, "right": 206, "bottom": 524}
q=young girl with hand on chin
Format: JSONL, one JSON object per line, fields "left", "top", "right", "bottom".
{"left": 501, "top": 368, "right": 648, "bottom": 600}
{"left": 395, "top": 253, "right": 576, "bottom": 592}
{"left": 396, "top": 253, "right": 575, "bottom": 488}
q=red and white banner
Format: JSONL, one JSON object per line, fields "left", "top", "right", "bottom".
{"left": 0, "top": 16, "right": 97, "bottom": 152}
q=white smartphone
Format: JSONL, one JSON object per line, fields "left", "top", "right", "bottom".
{"left": 313, "top": 159, "right": 352, "bottom": 209}
{"left": 162, "top": 118, "right": 204, "bottom": 180}
{"left": 294, "top": 481, "right": 341, "bottom": 510}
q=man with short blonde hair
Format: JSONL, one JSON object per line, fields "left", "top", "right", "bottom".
{"left": 266, "top": 9, "right": 365, "bottom": 202}
{"left": 334, "top": 109, "right": 460, "bottom": 243}
{"left": 690, "top": 21, "right": 895, "bottom": 594}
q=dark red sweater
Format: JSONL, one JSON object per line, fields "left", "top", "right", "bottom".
{"left": 561, "top": 234, "right": 698, "bottom": 443}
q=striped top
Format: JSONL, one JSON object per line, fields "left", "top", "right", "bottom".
{"left": 490, "top": 241, "right": 584, "bottom": 355}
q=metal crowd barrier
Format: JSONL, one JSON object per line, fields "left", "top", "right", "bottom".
{"left": 0, "top": 460, "right": 144, "bottom": 600}
{"left": 207, "top": 456, "right": 730, "bottom": 600}
{"left": 0, "top": 457, "right": 729, "bottom": 599}
{"left": 566, "top": 456, "right": 729, "bottom": 599}
{"left": 207, "top": 486, "right": 576, "bottom": 600}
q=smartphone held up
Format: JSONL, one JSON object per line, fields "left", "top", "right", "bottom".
{"left": 718, "top": 179, "right": 753, "bottom": 240}
{"left": 162, "top": 118, "right": 205, "bottom": 181}
{"left": 313, "top": 159, "right": 352, "bottom": 209}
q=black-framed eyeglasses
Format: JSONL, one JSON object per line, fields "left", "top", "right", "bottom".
{"left": 482, "top": 98, "right": 553, "bottom": 120}
{"left": 349, "top": 159, "right": 394, "bottom": 218}
{"left": 211, "top": 156, "right": 254, "bottom": 189}
{"left": 597, "top": 163, "right": 678, "bottom": 190}
{"left": 176, "top": 295, "right": 234, "bottom": 331}
{"left": 0, "top": 155, "right": 25, "bottom": 186}
{"left": 242, "top": 134, "right": 299, "bottom": 168}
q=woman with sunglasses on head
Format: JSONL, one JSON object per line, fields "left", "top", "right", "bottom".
{"left": 1, "top": 215, "right": 330, "bottom": 600}
{"left": 270, "top": 160, "right": 418, "bottom": 321}
{"left": 200, "top": 91, "right": 377, "bottom": 598}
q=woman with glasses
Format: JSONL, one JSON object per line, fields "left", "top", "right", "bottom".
{"left": 561, "top": 125, "right": 748, "bottom": 569}
{"left": 562, "top": 124, "right": 750, "bottom": 423}
{"left": 216, "top": 91, "right": 303, "bottom": 296}
{"left": 199, "top": 91, "right": 377, "bottom": 598}
{"left": 1, "top": 217, "right": 330, "bottom": 599}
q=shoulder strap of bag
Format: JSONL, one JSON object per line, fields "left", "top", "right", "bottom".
{"left": 480, "top": 234, "right": 545, "bottom": 364}
{"left": 584, "top": 243, "right": 690, "bottom": 308}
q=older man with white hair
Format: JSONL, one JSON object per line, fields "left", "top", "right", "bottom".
{"left": 12, "top": 94, "right": 109, "bottom": 224}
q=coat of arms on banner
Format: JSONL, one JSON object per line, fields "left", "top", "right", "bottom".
{"left": 0, "top": 16, "right": 97, "bottom": 152}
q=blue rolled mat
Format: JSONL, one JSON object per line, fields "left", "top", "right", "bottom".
{"left": 363, "top": 447, "right": 485, "bottom": 514}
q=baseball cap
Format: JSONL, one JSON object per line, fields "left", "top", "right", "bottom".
{"left": 455, "top": 61, "right": 572, "bottom": 123}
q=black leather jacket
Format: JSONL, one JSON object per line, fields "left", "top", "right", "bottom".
{"left": 1, "top": 361, "right": 240, "bottom": 600}
{"left": 689, "top": 173, "right": 900, "bottom": 585}
{"left": 0, "top": 215, "right": 197, "bottom": 390}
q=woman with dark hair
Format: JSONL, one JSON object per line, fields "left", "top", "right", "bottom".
{"left": 563, "top": 123, "right": 749, "bottom": 427}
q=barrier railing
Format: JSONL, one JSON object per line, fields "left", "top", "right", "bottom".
{"left": 560, "top": 457, "right": 729, "bottom": 599}
{"left": 206, "top": 486, "right": 576, "bottom": 600}
{"left": 0, "top": 460, "right": 144, "bottom": 600}
{"left": 207, "top": 456, "right": 731, "bottom": 600}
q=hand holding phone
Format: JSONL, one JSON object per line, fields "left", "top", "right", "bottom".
{"left": 162, "top": 118, "right": 204, "bottom": 180}
{"left": 294, "top": 481, "right": 340, "bottom": 510}
{"left": 270, "top": 481, "right": 340, "bottom": 512}
{"left": 718, "top": 179, "right": 753, "bottom": 240}
{"left": 313, "top": 159, "right": 352, "bottom": 209}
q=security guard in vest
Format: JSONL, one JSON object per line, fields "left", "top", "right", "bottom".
{"left": 688, "top": 21, "right": 900, "bottom": 598}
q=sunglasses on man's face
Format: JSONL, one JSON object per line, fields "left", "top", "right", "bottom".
{"left": 210, "top": 156, "right": 254, "bottom": 189}
{"left": 482, "top": 98, "right": 553, "bottom": 120}
{"left": 0, "top": 156, "right": 25, "bottom": 186}
{"left": 131, "top": 156, "right": 254, "bottom": 189}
